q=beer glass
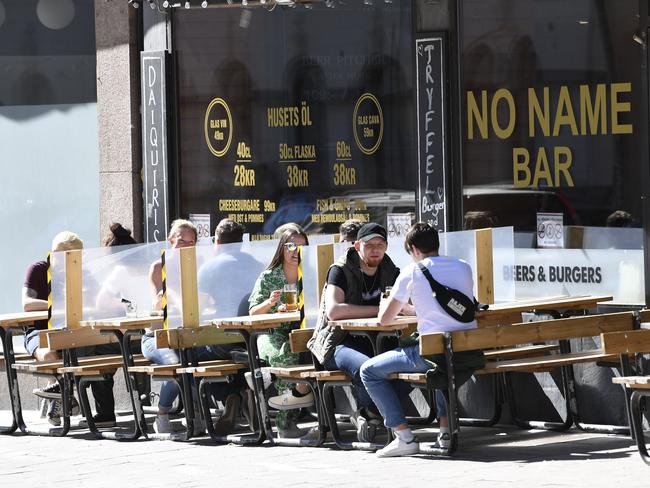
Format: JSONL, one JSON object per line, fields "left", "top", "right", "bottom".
{"left": 282, "top": 284, "right": 298, "bottom": 311}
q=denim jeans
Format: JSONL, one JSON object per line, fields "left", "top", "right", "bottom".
{"left": 360, "top": 345, "right": 446, "bottom": 428}
{"left": 141, "top": 335, "right": 180, "bottom": 412}
{"left": 323, "top": 335, "right": 375, "bottom": 409}
{"left": 141, "top": 336, "right": 242, "bottom": 411}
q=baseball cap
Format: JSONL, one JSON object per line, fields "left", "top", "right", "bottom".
{"left": 356, "top": 223, "right": 387, "bottom": 242}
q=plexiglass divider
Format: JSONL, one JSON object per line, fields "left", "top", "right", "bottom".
{"left": 49, "top": 227, "right": 518, "bottom": 332}
{"left": 50, "top": 243, "right": 166, "bottom": 328}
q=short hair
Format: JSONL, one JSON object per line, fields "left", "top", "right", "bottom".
{"left": 216, "top": 218, "right": 245, "bottom": 244}
{"left": 464, "top": 211, "right": 499, "bottom": 230}
{"left": 104, "top": 223, "right": 137, "bottom": 247}
{"left": 339, "top": 219, "right": 363, "bottom": 242}
{"left": 167, "top": 219, "right": 198, "bottom": 242}
{"left": 273, "top": 222, "right": 304, "bottom": 239}
{"left": 404, "top": 222, "right": 439, "bottom": 255}
{"left": 606, "top": 210, "right": 634, "bottom": 228}
{"left": 52, "top": 231, "right": 83, "bottom": 252}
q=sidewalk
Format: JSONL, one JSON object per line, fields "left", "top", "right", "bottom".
{"left": 0, "top": 410, "right": 646, "bottom": 488}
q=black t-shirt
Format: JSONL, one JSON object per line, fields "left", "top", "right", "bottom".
{"left": 327, "top": 266, "right": 383, "bottom": 306}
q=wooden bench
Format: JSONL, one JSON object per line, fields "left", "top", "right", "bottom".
{"left": 405, "top": 310, "right": 643, "bottom": 453}
{"left": 606, "top": 328, "right": 650, "bottom": 467}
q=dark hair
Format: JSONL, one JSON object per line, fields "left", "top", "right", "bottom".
{"left": 339, "top": 219, "right": 363, "bottom": 242}
{"left": 464, "top": 210, "right": 499, "bottom": 230}
{"left": 104, "top": 223, "right": 137, "bottom": 247}
{"left": 606, "top": 210, "right": 635, "bottom": 228}
{"left": 404, "top": 222, "right": 439, "bottom": 255}
{"left": 216, "top": 218, "right": 245, "bottom": 244}
{"left": 267, "top": 228, "right": 309, "bottom": 270}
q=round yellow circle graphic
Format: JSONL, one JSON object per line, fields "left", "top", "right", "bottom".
{"left": 353, "top": 93, "right": 384, "bottom": 156}
{"left": 204, "top": 97, "right": 233, "bottom": 158}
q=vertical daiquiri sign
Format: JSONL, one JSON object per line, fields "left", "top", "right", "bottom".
{"left": 141, "top": 51, "right": 169, "bottom": 243}
{"left": 415, "top": 34, "right": 448, "bottom": 231}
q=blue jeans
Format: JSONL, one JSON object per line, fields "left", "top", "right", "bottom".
{"left": 360, "top": 345, "right": 446, "bottom": 429}
{"left": 324, "top": 336, "right": 374, "bottom": 409}
{"left": 141, "top": 335, "right": 180, "bottom": 412}
{"left": 141, "top": 336, "right": 241, "bottom": 411}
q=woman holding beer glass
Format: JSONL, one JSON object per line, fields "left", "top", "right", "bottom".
{"left": 249, "top": 226, "right": 315, "bottom": 438}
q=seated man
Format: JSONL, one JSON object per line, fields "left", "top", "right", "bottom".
{"left": 360, "top": 222, "right": 482, "bottom": 457}
{"left": 308, "top": 223, "right": 402, "bottom": 442}
{"left": 144, "top": 219, "right": 245, "bottom": 435}
{"left": 24, "top": 231, "right": 116, "bottom": 427}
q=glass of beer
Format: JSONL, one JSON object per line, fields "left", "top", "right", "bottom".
{"left": 282, "top": 284, "right": 298, "bottom": 311}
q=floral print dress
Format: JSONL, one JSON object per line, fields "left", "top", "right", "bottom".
{"left": 249, "top": 266, "right": 302, "bottom": 430}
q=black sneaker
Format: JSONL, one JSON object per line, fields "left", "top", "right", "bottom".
{"left": 34, "top": 383, "right": 62, "bottom": 400}
{"left": 47, "top": 399, "right": 62, "bottom": 426}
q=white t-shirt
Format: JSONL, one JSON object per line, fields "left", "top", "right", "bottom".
{"left": 390, "top": 255, "right": 478, "bottom": 334}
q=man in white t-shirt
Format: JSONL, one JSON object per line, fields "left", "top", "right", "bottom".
{"left": 360, "top": 222, "right": 478, "bottom": 457}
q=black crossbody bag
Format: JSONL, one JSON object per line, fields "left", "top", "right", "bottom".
{"left": 417, "top": 262, "right": 477, "bottom": 323}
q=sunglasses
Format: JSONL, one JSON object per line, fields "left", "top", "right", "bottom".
{"left": 284, "top": 242, "right": 299, "bottom": 252}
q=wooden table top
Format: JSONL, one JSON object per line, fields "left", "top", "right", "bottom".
{"left": 0, "top": 311, "right": 48, "bottom": 329}
{"left": 328, "top": 315, "right": 418, "bottom": 332}
{"left": 212, "top": 311, "right": 301, "bottom": 330}
{"left": 79, "top": 315, "right": 164, "bottom": 330}
{"left": 476, "top": 295, "right": 613, "bottom": 327}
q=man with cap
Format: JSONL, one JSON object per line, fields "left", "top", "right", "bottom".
{"left": 307, "top": 222, "right": 403, "bottom": 442}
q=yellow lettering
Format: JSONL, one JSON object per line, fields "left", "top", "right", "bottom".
{"left": 553, "top": 86, "right": 579, "bottom": 136}
{"left": 528, "top": 87, "right": 550, "bottom": 137}
{"left": 513, "top": 147, "right": 531, "bottom": 188}
{"left": 467, "top": 91, "right": 488, "bottom": 140}
{"left": 554, "top": 146, "right": 574, "bottom": 187}
{"left": 532, "top": 147, "right": 553, "bottom": 187}
{"left": 580, "top": 84, "right": 607, "bottom": 135}
{"left": 491, "top": 88, "right": 516, "bottom": 139}
{"left": 611, "top": 82, "right": 633, "bottom": 134}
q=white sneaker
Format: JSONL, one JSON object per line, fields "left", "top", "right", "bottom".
{"left": 376, "top": 436, "right": 419, "bottom": 458}
{"left": 245, "top": 368, "right": 272, "bottom": 391}
{"left": 268, "top": 390, "right": 314, "bottom": 410}
{"left": 437, "top": 429, "right": 451, "bottom": 449}
{"left": 154, "top": 414, "right": 173, "bottom": 433}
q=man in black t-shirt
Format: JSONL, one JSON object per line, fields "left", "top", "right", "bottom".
{"left": 307, "top": 223, "right": 402, "bottom": 442}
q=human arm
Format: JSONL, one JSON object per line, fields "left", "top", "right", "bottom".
{"left": 378, "top": 296, "right": 405, "bottom": 325}
{"left": 22, "top": 287, "right": 48, "bottom": 312}
{"left": 324, "top": 284, "right": 379, "bottom": 321}
{"left": 378, "top": 267, "right": 413, "bottom": 325}
{"left": 248, "top": 271, "right": 282, "bottom": 315}
{"left": 149, "top": 260, "right": 164, "bottom": 310}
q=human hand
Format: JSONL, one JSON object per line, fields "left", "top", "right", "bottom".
{"left": 268, "top": 289, "right": 282, "bottom": 305}
{"left": 153, "top": 290, "right": 164, "bottom": 310}
{"left": 277, "top": 304, "right": 288, "bottom": 313}
{"left": 399, "top": 303, "right": 416, "bottom": 316}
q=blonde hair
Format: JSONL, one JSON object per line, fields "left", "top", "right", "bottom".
{"left": 167, "top": 219, "right": 198, "bottom": 242}
{"left": 51, "top": 231, "right": 84, "bottom": 252}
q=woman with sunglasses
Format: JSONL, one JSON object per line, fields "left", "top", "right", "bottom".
{"left": 249, "top": 225, "right": 315, "bottom": 438}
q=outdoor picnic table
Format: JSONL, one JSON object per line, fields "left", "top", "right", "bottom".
{"left": 475, "top": 295, "right": 613, "bottom": 327}
{"left": 328, "top": 315, "right": 418, "bottom": 355}
{"left": 211, "top": 311, "right": 301, "bottom": 444}
{"left": 0, "top": 311, "right": 48, "bottom": 433}
{"left": 79, "top": 315, "right": 164, "bottom": 439}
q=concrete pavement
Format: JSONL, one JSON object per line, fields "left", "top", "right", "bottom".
{"left": 0, "top": 410, "right": 647, "bottom": 488}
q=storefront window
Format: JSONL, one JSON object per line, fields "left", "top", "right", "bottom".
{"left": 461, "top": 0, "right": 643, "bottom": 237}
{"left": 173, "top": 1, "right": 414, "bottom": 237}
